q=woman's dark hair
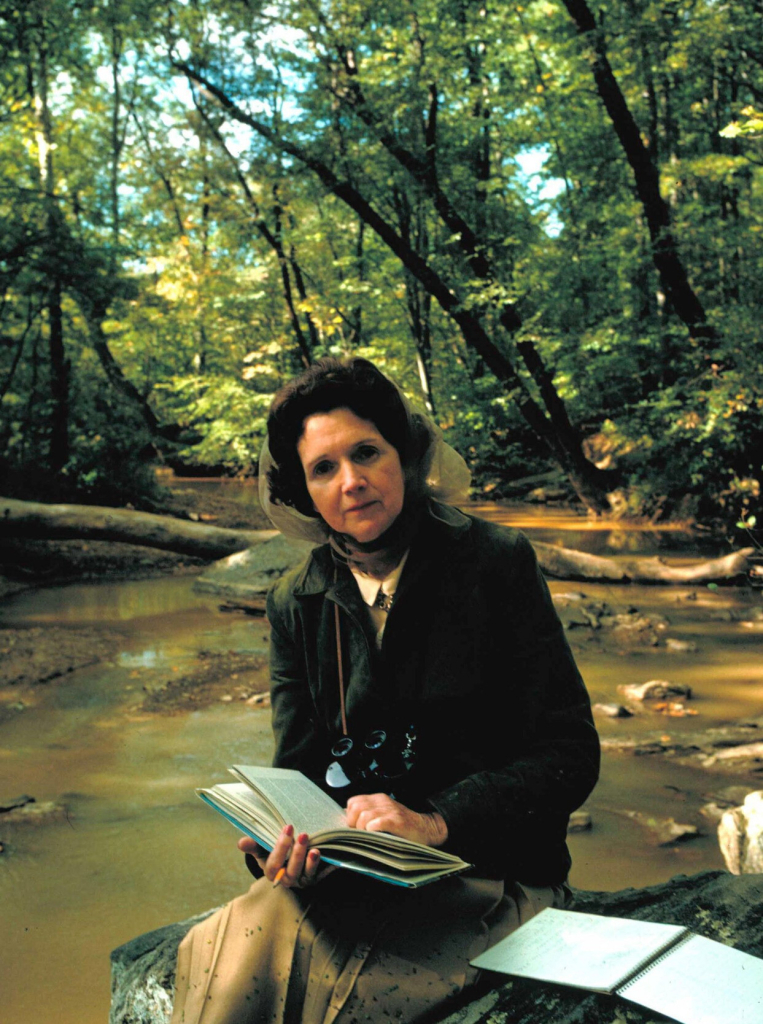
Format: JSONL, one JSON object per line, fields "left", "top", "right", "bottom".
{"left": 266, "top": 358, "right": 432, "bottom": 516}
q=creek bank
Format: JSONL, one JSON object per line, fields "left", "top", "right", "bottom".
{"left": 0, "top": 622, "right": 270, "bottom": 719}
{"left": 110, "top": 870, "right": 763, "bottom": 1024}
{"left": 135, "top": 650, "right": 270, "bottom": 715}
{"left": 0, "top": 625, "right": 128, "bottom": 724}
{"left": 0, "top": 486, "right": 275, "bottom": 718}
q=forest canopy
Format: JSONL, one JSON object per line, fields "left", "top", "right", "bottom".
{"left": 1, "top": 0, "right": 761, "bottom": 522}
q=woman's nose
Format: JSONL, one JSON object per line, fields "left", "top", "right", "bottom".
{"left": 339, "top": 461, "right": 366, "bottom": 492}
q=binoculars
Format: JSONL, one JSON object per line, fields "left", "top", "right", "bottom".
{"left": 325, "top": 725, "right": 417, "bottom": 790}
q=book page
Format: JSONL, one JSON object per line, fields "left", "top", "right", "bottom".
{"left": 471, "top": 908, "right": 686, "bottom": 993}
{"left": 199, "top": 784, "right": 286, "bottom": 844}
{"left": 620, "top": 933, "right": 763, "bottom": 1024}
{"left": 230, "top": 765, "right": 348, "bottom": 836}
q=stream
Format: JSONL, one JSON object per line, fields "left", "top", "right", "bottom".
{"left": 1, "top": 500, "right": 762, "bottom": 1024}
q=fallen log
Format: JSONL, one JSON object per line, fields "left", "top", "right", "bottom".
{"left": 1, "top": 497, "right": 752, "bottom": 583}
{"left": 0, "top": 497, "right": 277, "bottom": 561}
{"left": 533, "top": 540, "right": 753, "bottom": 584}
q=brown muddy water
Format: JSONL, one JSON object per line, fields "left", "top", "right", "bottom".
{"left": 1, "top": 504, "right": 762, "bottom": 1024}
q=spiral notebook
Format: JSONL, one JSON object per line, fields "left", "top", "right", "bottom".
{"left": 471, "top": 907, "right": 763, "bottom": 1024}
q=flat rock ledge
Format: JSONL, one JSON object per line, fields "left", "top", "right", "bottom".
{"left": 111, "top": 870, "right": 763, "bottom": 1024}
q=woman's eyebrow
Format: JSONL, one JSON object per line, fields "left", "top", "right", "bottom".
{"left": 304, "top": 436, "right": 380, "bottom": 472}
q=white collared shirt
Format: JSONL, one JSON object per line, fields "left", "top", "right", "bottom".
{"left": 350, "top": 550, "right": 409, "bottom": 647}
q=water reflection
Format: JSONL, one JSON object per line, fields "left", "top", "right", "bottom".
{"left": 467, "top": 502, "right": 722, "bottom": 557}
{"left": 0, "top": 576, "right": 215, "bottom": 625}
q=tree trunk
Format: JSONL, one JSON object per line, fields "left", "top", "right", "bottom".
{"left": 0, "top": 498, "right": 277, "bottom": 560}
{"left": 560, "top": 0, "right": 718, "bottom": 349}
{"left": 31, "top": 22, "right": 69, "bottom": 473}
{"left": 1, "top": 498, "right": 752, "bottom": 584}
{"left": 47, "top": 276, "right": 69, "bottom": 473}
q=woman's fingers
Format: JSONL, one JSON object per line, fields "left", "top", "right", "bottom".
{"left": 280, "top": 832, "right": 310, "bottom": 887}
{"left": 238, "top": 836, "right": 270, "bottom": 872}
{"left": 302, "top": 847, "right": 323, "bottom": 882}
{"left": 345, "top": 793, "right": 392, "bottom": 828}
{"left": 239, "top": 826, "right": 339, "bottom": 888}
{"left": 345, "top": 794, "right": 448, "bottom": 846}
{"left": 264, "top": 823, "right": 294, "bottom": 881}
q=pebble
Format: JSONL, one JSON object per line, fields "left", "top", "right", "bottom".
{"left": 592, "top": 703, "right": 633, "bottom": 718}
{"left": 567, "top": 810, "right": 592, "bottom": 833}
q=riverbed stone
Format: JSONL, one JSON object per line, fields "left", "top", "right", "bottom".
{"left": 193, "top": 535, "right": 314, "bottom": 606}
{"left": 619, "top": 679, "right": 692, "bottom": 702}
{"left": 618, "top": 810, "right": 700, "bottom": 846}
{"left": 592, "top": 702, "right": 633, "bottom": 718}
{"left": 0, "top": 797, "right": 67, "bottom": 825}
{"left": 718, "top": 790, "right": 763, "bottom": 874}
{"left": 109, "top": 871, "right": 763, "bottom": 1024}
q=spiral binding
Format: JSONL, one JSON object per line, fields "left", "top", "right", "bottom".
{"left": 617, "top": 930, "right": 694, "bottom": 993}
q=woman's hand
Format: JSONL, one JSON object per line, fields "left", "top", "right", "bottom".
{"left": 238, "top": 826, "right": 336, "bottom": 889}
{"left": 345, "top": 793, "right": 448, "bottom": 847}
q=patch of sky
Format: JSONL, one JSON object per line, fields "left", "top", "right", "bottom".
{"left": 514, "top": 145, "right": 565, "bottom": 238}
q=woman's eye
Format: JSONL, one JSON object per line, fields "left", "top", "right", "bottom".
{"left": 354, "top": 445, "right": 379, "bottom": 463}
{"left": 312, "top": 461, "right": 334, "bottom": 478}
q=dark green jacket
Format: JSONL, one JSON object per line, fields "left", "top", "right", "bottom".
{"left": 266, "top": 502, "right": 600, "bottom": 886}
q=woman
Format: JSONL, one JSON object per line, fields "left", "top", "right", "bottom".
{"left": 171, "top": 357, "right": 599, "bottom": 1024}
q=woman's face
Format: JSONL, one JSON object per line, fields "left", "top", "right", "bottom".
{"left": 297, "top": 407, "right": 405, "bottom": 543}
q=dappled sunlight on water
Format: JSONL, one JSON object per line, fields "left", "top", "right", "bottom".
{"left": 0, "top": 505, "right": 761, "bottom": 1023}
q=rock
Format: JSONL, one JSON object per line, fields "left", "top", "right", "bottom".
{"left": 705, "top": 785, "right": 757, "bottom": 808}
{"left": 700, "top": 802, "right": 727, "bottom": 825}
{"left": 110, "top": 910, "right": 218, "bottom": 1024}
{"left": 194, "top": 536, "right": 313, "bottom": 607}
{"left": 617, "top": 810, "right": 701, "bottom": 846}
{"left": 0, "top": 799, "right": 67, "bottom": 825}
{"left": 718, "top": 791, "right": 763, "bottom": 874}
{"left": 600, "top": 721, "right": 763, "bottom": 777}
{"left": 619, "top": 680, "right": 692, "bottom": 702}
{"left": 0, "top": 795, "right": 35, "bottom": 813}
{"left": 703, "top": 742, "right": 763, "bottom": 767}
{"left": 566, "top": 810, "right": 592, "bottom": 832}
{"left": 110, "top": 872, "right": 763, "bottom": 1024}
{"left": 665, "top": 638, "right": 698, "bottom": 652}
{"left": 592, "top": 702, "right": 633, "bottom": 718}
{"left": 650, "top": 700, "right": 698, "bottom": 718}
{"left": 246, "top": 692, "right": 270, "bottom": 707}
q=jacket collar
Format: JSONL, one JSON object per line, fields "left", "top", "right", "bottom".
{"left": 292, "top": 500, "right": 472, "bottom": 598}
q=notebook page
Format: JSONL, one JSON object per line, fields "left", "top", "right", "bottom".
{"left": 620, "top": 933, "right": 763, "bottom": 1024}
{"left": 471, "top": 908, "right": 686, "bottom": 993}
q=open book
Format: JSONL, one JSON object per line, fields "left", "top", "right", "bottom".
{"left": 471, "top": 907, "right": 763, "bottom": 1024}
{"left": 198, "top": 764, "right": 471, "bottom": 888}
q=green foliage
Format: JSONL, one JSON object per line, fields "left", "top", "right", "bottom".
{"left": 1, "top": 0, "right": 762, "bottom": 518}
{"left": 597, "top": 370, "right": 763, "bottom": 520}
{"left": 154, "top": 375, "right": 272, "bottom": 474}
{"left": 721, "top": 108, "right": 763, "bottom": 139}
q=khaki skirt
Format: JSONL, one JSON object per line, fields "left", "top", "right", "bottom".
{"left": 171, "top": 870, "right": 564, "bottom": 1024}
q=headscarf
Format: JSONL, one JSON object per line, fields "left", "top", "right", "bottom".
{"left": 258, "top": 390, "right": 471, "bottom": 550}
